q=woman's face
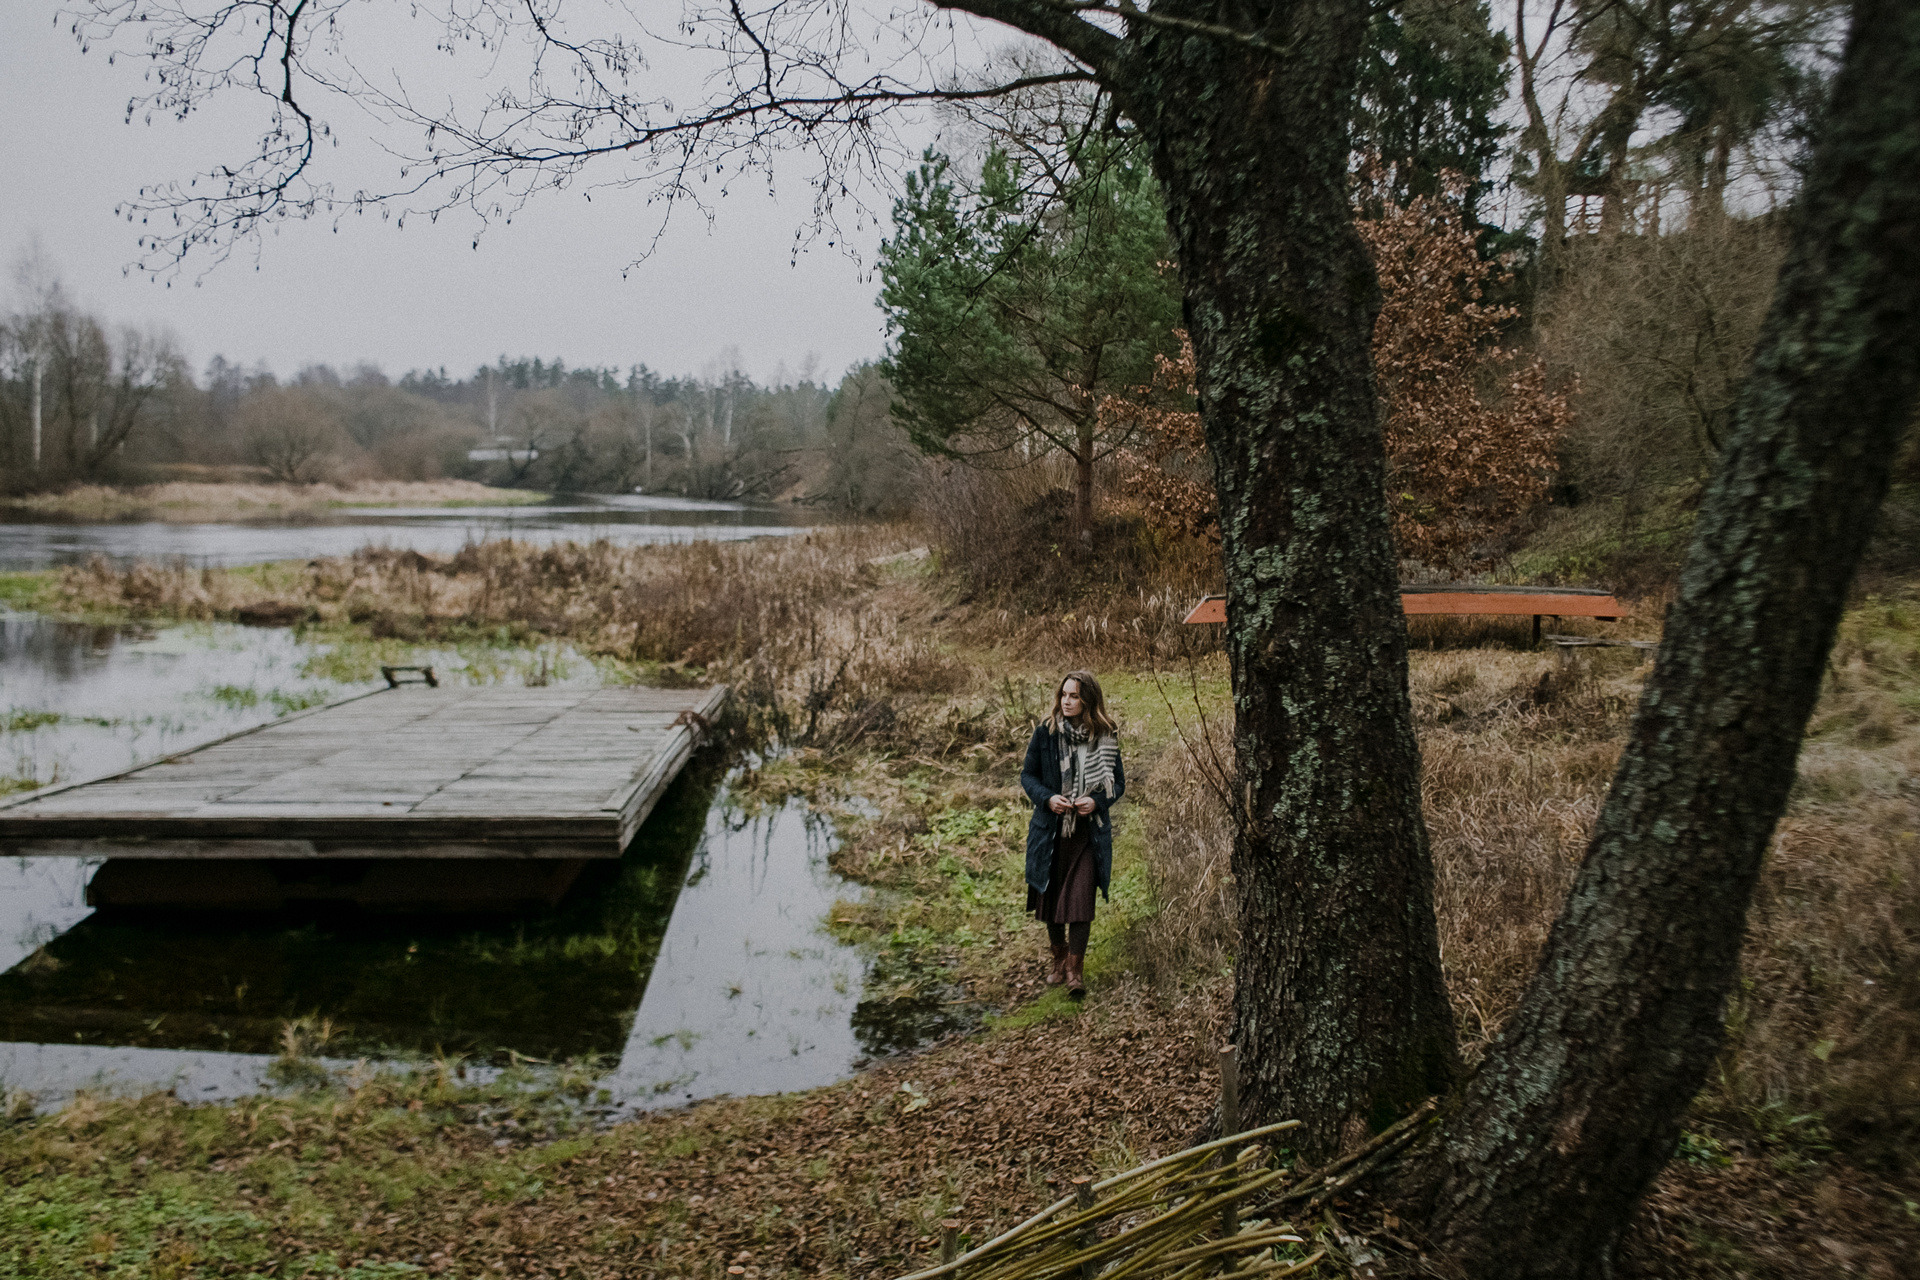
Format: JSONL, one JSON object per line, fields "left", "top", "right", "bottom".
{"left": 1059, "top": 679, "right": 1083, "bottom": 720}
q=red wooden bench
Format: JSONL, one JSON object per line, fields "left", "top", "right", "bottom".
{"left": 1183, "top": 585, "right": 1626, "bottom": 644}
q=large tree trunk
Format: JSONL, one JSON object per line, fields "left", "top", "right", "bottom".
{"left": 1119, "top": 0, "right": 1458, "bottom": 1159}
{"left": 1400, "top": 3, "right": 1920, "bottom": 1273}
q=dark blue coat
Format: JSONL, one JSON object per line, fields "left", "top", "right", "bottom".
{"left": 1021, "top": 724, "right": 1127, "bottom": 900}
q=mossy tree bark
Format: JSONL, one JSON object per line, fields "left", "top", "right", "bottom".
{"left": 947, "top": 0, "right": 1460, "bottom": 1159}
{"left": 1120, "top": 3, "right": 1461, "bottom": 1156}
{"left": 1393, "top": 2, "right": 1920, "bottom": 1272}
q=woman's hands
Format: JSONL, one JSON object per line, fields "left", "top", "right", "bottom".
{"left": 1048, "top": 795, "right": 1096, "bottom": 815}
{"left": 1074, "top": 796, "right": 1095, "bottom": 816}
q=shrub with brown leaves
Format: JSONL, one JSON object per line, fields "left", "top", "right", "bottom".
{"left": 1358, "top": 176, "right": 1572, "bottom": 571}
{"left": 1102, "top": 179, "right": 1569, "bottom": 571}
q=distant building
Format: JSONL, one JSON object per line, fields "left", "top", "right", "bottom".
{"left": 467, "top": 444, "right": 540, "bottom": 463}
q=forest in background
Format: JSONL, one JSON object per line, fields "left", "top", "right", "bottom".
{"left": 0, "top": 303, "right": 920, "bottom": 515}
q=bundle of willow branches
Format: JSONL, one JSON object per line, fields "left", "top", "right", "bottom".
{"left": 895, "top": 1121, "right": 1327, "bottom": 1280}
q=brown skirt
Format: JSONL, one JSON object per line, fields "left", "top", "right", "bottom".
{"left": 1027, "top": 818, "right": 1097, "bottom": 924}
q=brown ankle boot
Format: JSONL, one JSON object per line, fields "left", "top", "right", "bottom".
{"left": 1066, "top": 954, "right": 1087, "bottom": 999}
{"left": 1047, "top": 943, "right": 1069, "bottom": 986}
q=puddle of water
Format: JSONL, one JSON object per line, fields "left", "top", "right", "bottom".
{"left": 608, "top": 797, "right": 864, "bottom": 1108}
{"left": 0, "top": 610, "right": 601, "bottom": 790}
{"left": 0, "top": 494, "right": 811, "bottom": 572}
{"left": 0, "top": 856, "right": 94, "bottom": 975}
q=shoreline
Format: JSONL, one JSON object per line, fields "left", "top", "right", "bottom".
{"left": 2, "top": 479, "right": 551, "bottom": 522}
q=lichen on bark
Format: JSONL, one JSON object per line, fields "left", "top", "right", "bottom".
{"left": 1113, "top": 2, "right": 1459, "bottom": 1159}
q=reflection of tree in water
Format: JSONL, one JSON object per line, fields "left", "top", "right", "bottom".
{"left": 849, "top": 947, "right": 972, "bottom": 1060}
{"left": 0, "top": 759, "right": 726, "bottom": 1065}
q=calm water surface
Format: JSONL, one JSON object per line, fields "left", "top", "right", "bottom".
{"left": 0, "top": 492, "right": 811, "bottom": 572}
{"left": 0, "top": 602, "right": 960, "bottom": 1113}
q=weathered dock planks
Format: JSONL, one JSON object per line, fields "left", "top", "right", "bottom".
{"left": 0, "top": 683, "right": 728, "bottom": 862}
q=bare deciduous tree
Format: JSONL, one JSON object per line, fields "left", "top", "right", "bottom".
{"left": 1, "top": 265, "right": 182, "bottom": 486}
{"left": 242, "top": 386, "right": 344, "bottom": 483}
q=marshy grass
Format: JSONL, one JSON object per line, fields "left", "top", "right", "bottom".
{"left": 9, "top": 529, "right": 1916, "bottom": 1272}
{"left": 41, "top": 528, "right": 1209, "bottom": 758}
{"left": 1129, "top": 603, "right": 1920, "bottom": 1170}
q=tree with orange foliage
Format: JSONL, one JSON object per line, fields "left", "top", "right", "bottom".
{"left": 1101, "top": 333, "right": 1213, "bottom": 540}
{"left": 1113, "top": 178, "right": 1569, "bottom": 571}
{"left": 1360, "top": 176, "right": 1570, "bottom": 570}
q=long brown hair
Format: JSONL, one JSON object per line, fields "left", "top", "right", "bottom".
{"left": 1048, "top": 670, "right": 1118, "bottom": 736}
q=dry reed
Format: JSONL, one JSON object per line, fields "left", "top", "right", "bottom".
{"left": 1132, "top": 616, "right": 1920, "bottom": 1160}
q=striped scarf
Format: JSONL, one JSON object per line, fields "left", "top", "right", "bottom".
{"left": 1056, "top": 719, "right": 1119, "bottom": 839}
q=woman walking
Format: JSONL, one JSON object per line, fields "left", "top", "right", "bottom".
{"left": 1022, "top": 670, "right": 1126, "bottom": 999}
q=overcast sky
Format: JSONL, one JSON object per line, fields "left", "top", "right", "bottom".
{"left": 0, "top": 6, "right": 945, "bottom": 386}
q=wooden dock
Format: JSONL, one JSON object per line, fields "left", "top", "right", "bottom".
{"left": 0, "top": 683, "right": 727, "bottom": 910}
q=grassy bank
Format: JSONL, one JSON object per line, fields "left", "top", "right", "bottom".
{"left": 3, "top": 534, "right": 1916, "bottom": 1277}
{"left": 3, "top": 481, "right": 550, "bottom": 521}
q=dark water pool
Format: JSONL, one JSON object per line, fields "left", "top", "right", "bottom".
{"left": 0, "top": 764, "right": 967, "bottom": 1113}
{"left": 0, "top": 606, "right": 966, "bottom": 1113}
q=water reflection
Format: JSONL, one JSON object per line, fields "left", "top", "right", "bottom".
{"left": 0, "top": 493, "right": 810, "bottom": 572}
{"left": 0, "top": 611, "right": 361, "bottom": 789}
{"left": 609, "top": 795, "right": 862, "bottom": 1107}
{"left": 0, "top": 583, "right": 963, "bottom": 1111}
{"left": 0, "top": 856, "right": 94, "bottom": 974}
{"left": 0, "top": 769, "right": 711, "bottom": 1063}
{"left": 0, "top": 610, "right": 609, "bottom": 791}
{"left": 0, "top": 761, "right": 968, "bottom": 1112}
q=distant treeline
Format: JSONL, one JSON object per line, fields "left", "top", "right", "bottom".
{"left": 0, "top": 288, "right": 918, "bottom": 513}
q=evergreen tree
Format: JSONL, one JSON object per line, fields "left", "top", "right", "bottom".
{"left": 878, "top": 139, "right": 1182, "bottom": 544}
{"left": 1352, "top": 0, "right": 1512, "bottom": 218}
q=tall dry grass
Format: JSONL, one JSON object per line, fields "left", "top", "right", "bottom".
{"left": 53, "top": 530, "right": 977, "bottom": 749}
{"left": 1128, "top": 710, "right": 1238, "bottom": 989}
{"left": 1131, "top": 614, "right": 1920, "bottom": 1165}
{"left": 49, "top": 524, "right": 1203, "bottom": 752}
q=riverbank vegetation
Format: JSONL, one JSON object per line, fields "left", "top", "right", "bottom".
{"left": 6, "top": 480, "right": 549, "bottom": 521}
{"left": 4, "top": 530, "right": 1916, "bottom": 1276}
{"left": 0, "top": 283, "right": 915, "bottom": 509}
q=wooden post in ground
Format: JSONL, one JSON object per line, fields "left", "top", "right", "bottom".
{"left": 1072, "top": 1175, "right": 1097, "bottom": 1278}
{"left": 940, "top": 1219, "right": 961, "bottom": 1268}
{"left": 1219, "top": 1043, "right": 1240, "bottom": 1236}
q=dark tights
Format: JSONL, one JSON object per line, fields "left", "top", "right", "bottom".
{"left": 1046, "top": 921, "right": 1091, "bottom": 957}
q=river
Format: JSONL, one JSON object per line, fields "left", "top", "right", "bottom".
{"left": 0, "top": 492, "right": 812, "bottom": 572}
